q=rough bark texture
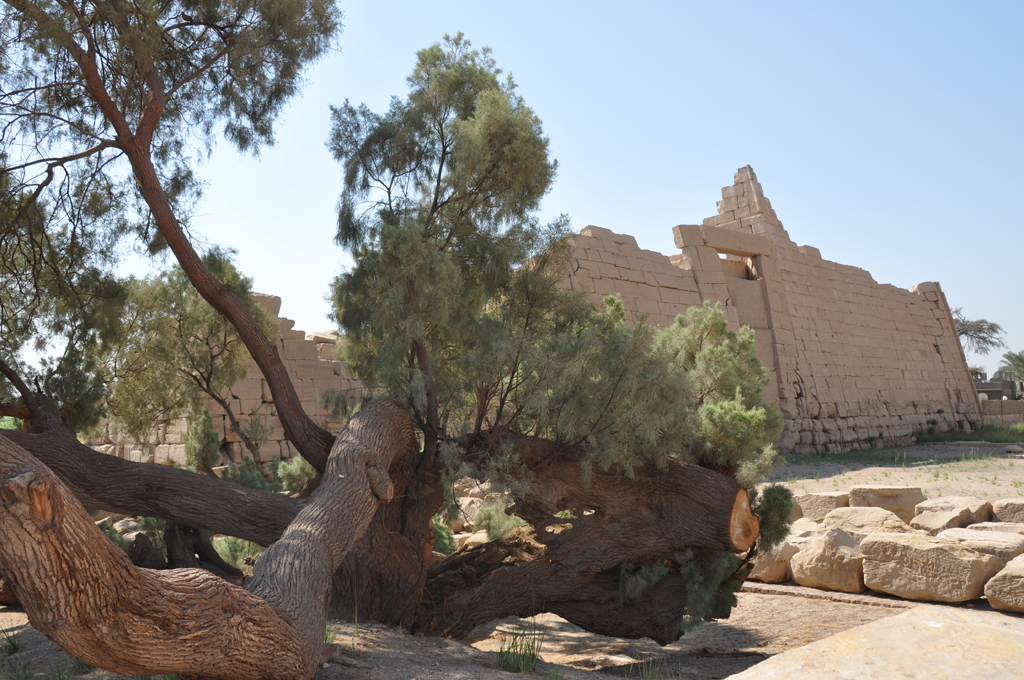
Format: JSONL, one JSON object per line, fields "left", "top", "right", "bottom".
{"left": 0, "top": 428, "right": 301, "bottom": 546}
{"left": 415, "top": 455, "right": 756, "bottom": 643}
{"left": 0, "top": 401, "right": 416, "bottom": 679}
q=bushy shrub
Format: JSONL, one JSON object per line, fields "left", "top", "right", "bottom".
{"left": 475, "top": 499, "right": 526, "bottom": 541}
{"left": 215, "top": 536, "right": 265, "bottom": 572}
{"left": 222, "top": 457, "right": 281, "bottom": 492}
{"left": 432, "top": 515, "right": 455, "bottom": 555}
{"left": 276, "top": 455, "right": 316, "bottom": 494}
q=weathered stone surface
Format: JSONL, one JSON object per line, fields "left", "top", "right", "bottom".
{"left": 726, "top": 604, "right": 1024, "bottom": 679}
{"left": 789, "top": 527, "right": 865, "bottom": 593}
{"left": 793, "top": 491, "right": 849, "bottom": 522}
{"left": 848, "top": 486, "right": 925, "bottom": 523}
{"left": 967, "top": 521, "right": 1024, "bottom": 535}
{"left": 823, "top": 507, "right": 913, "bottom": 543}
{"left": 749, "top": 541, "right": 799, "bottom": 583}
{"left": 861, "top": 533, "right": 1004, "bottom": 602}
{"left": 985, "top": 553, "right": 1024, "bottom": 613}
{"left": 914, "top": 495, "right": 992, "bottom": 524}
{"left": 993, "top": 498, "right": 1024, "bottom": 523}
{"left": 910, "top": 507, "right": 973, "bottom": 535}
{"left": 936, "top": 528, "right": 1024, "bottom": 561}
{"left": 788, "top": 517, "right": 824, "bottom": 538}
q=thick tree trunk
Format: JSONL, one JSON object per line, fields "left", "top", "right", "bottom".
{"left": 0, "top": 428, "right": 300, "bottom": 546}
{"left": 0, "top": 400, "right": 417, "bottom": 680}
{"left": 414, "top": 455, "right": 757, "bottom": 643}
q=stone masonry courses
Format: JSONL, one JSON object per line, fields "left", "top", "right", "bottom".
{"left": 563, "top": 166, "right": 980, "bottom": 454}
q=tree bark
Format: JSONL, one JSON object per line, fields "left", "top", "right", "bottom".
{"left": 0, "top": 400, "right": 417, "bottom": 680}
{"left": 415, "top": 454, "right": 757, "bottom": 642}
{"left": 0, "top": 428, "right": 300, "bottom": 547}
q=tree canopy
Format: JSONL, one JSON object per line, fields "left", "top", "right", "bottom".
{"left": 952, "top": 307, "right": 1006, "bottom": 356}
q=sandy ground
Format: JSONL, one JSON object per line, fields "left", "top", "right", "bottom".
{"left": 0, "top": 589, "right": 909, "bottom": 680}
{"left": 767, "top": 441, "right": 1024, "bottom": 502}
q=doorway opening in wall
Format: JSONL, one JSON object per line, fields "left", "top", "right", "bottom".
{"left": 720, "top": 253, "right": 756, "bottom": 281}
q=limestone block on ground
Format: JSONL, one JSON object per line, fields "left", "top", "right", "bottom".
{"left": 910, "top": 507, "right": 973, "bottom": 535}
{"left": 993, "top": 499, "right": 1024, "bottom": 523}
{"left": 459, "top": 531, "right": 488, "bottom": 551}
{"left": 793, "top": 491, "right": 849, "bottom": 522}
{"left": 749, "top": 541, "right": 799, "bottom": 583}
{"left": 790, "top": 527, "right": 865, "bottom": 593}
{"left": 984, "top": 553, "right": 1024, "bottom": 613}
{"left": 914, "top": 496, "right": 992, "bottom": 524}
{"left": 823, "top": 506, "right": 913, "bottom": 543}
{"left": 936, "top": 528, "right": 1024, "bottom": 561}
{"left": 861, "top": 533, "right": 1004, "bottom": 602}
{"left": 788, "top": 517, "right": 824, "bottom": 539}
{"left": 967, "top": 522, "right": 1024, "bottom": 536}
{"left": 848, "top": 485, "right": 925, "bottom": 523}
{"left": 448, "top": 496, "right": 486, "bottom": 533}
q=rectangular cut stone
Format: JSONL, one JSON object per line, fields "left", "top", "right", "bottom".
{"left": 848, "top": 486, "right": 925, "bottom": 523}
{"left": 793, "top": 492, "right": 849, "bottom": 522}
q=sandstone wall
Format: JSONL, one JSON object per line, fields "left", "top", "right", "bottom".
{"left": 980, "top": 400, "right": 1024, "bottom": 428}
{"left": 92, "top": 293, "right": 367, "bottom": 467}
{"left": 564, "top": 166, "right": 980, "bottom": 453}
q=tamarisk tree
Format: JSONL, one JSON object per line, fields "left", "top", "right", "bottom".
{"left": 0, "top": 7, "right": 791, "bottom": 677}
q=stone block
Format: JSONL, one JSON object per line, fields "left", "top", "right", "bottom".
{"left": 848, "top": 485, "right": 925, "bottom": 523}
{"left": 823, "top": 506, "right": 914, "bottom": 543}
{"left": 910, "top": 507, "right": 973, "bottom": 535}
{"left": 914, "top": 496, "right": 993, "bottom": 525}
{"left": 967, "top": 522, "right": 1024, "bottom": 535}
{"left": 790, "top": 527, "right": 865, "bottom": 593}
{"left": 936, "top": 528, "right": 1024, "bottom": 561}
{"left": 861, "top": 533, "right": 1004, "bottom": 602}
{"left": 281, "top": 339, "right": 319, "bottom": 361}
{"left": 793, "top": 492, "right": 849, "bottom": 522}
{"left": 985, "top": 553, "right": 1024, "bottom": 613}
{"left": 788, "top": 517, "right": 825, "bottom": 540}
{"left": 993, "top": 499, "right": 1024, "bottom": 523}
{"left": 749, "top": 541, "right": 799, "bottom": 583}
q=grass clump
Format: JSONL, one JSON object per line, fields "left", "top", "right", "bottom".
{"left": 917, "top": 425, "right": 1024, "bottom": 444}
{"left": 0, "top": 627, "right": 20, "bottom": 655}
{"left": 214, "top": 536, "right": 265, "bottom": 572}
{"left": 626, "top": 657, "right": 681, "bottom": 679}
{"left": 496, "top": 618, "right": 544, "bottom": 673}
{"left": 475, "top": 499, "right": 526, "bottom": 541}
{"left": 432, "top": 515, "right": 455, "bottom": 555}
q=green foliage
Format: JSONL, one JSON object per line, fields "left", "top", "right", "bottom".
{"left": 673, "top": 550, "right": 744, "bottom": 634}
{"left": 214, "top": 536, "right": 265, "bottom": 572}
{"left": 242, "top": 410, "right": 275, "bottom": 454}
{"left": 620, "top": 560, "right": 672, "bottom": 601}
{"left": 276, "top": 455, "right": 316, "bottom": 495}
{"left": 103, "top": 525, "right": 130, "bottom": 551}
{"left": 184, "top": 408, "right": 222, "bottom": 473}
{"left": 917, "top": 424, "right": 1024, "bottom": 444}
{"left": 0, "top": 418, "right": 20, "bottom": 430}
{"left": 100, "top": 251, "right": 273, "bottom": 443}
{"left": 138, "top": 517, "right": 167, "bottom": 559}
{"left": 998, "top": 350, "right": 1024, "bottom": 382}
{"left": 952, "top": 308, "right": 1005, "bottom": 356}
{"left": 496, "top": 619, "right": 544, "bottom": 673}
{"left": 750, "top": 484, "right": 793, "bottom": 553}
{"left": 626, "top": 658, "right": 682, "bottom": 680}
{"left": 222, "top": 457, "right": 281, "bottom": 493}
{"left": 0, "top": 626, "right": 20, "bottom": 655}
{"left": 474, "top": 499, "right": 526, "bottom": 541}
{"left": 432, "top": 515, "right": 455, "bottom": 555}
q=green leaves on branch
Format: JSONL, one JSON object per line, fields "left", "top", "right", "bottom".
{"left": 99, "top": 250, "right": 273, "bottom": 443}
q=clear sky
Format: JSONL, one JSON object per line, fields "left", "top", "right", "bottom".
{"left": 147, "top": 0, "right": 1023, "bottom": 375}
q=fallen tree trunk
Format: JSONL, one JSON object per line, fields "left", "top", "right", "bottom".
{"left": 0, "top": 428, "right": 301, "bottom": 546}
{"left": 0, "top": 400, "right": 417, "bottom": 679}
{"left": 415, "top": 455, "right": 757, "bottom": 643}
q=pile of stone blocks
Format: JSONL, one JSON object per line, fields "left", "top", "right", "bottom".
{"left": 564, "top": 166, "right": 980, "bottom": 453}
{"left": 750, "top": 485, "right": 1024, "bottom": 613}
{"left": 91, "top": 293, "right": 368, "bottom": 468}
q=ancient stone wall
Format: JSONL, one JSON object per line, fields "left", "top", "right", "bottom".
{"left": 564, "top": 166, "right": 980, "bottom": 453}
{"left": 92, "top": 293, "right": 367, "bottom": 467}
{"left": 980, "top": 400, "right": 1024, "bottom": 428}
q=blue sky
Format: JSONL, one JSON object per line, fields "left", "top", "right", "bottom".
{"left": 154, "top": 1, "right": 1023, "bottom": 375}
